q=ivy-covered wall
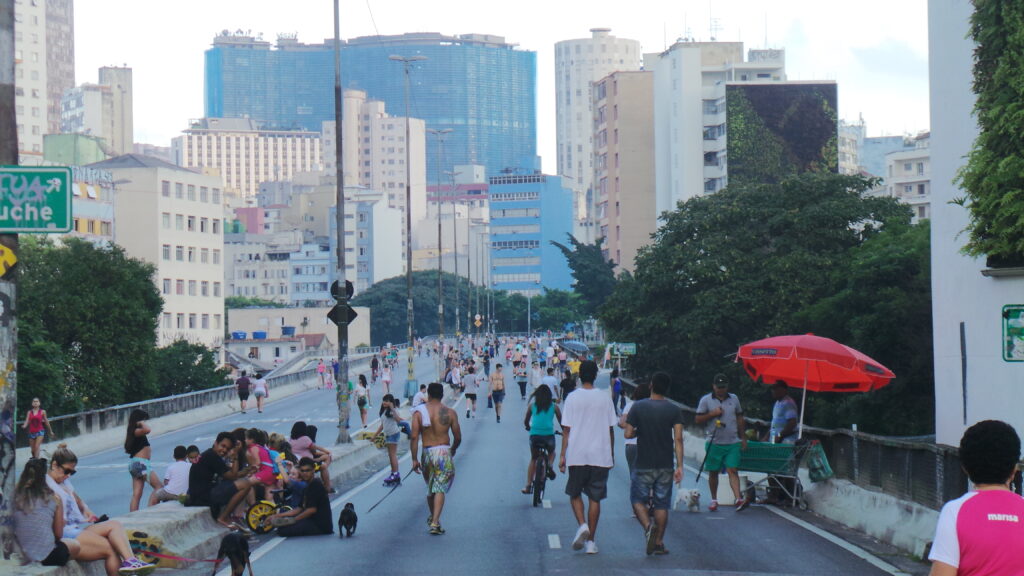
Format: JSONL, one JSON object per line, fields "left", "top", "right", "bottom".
{"left": 726, "top": 83, "right": 839, "bottom": 187}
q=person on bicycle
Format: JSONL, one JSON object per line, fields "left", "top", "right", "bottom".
{"left": 522, "top": 384, "right": 561, "bottom": 494}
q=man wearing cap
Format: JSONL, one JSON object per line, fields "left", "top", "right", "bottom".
{"left": 695, "top": 374, "right": 748, "bottom": 511}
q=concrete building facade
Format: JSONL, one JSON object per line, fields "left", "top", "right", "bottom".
{"left": 554, "top": 28, "right": 642, "bottom": 238}
{"left": 592, "top": 70, "right": 656, "bottom": 273}
{"left": 87, "top": 155, "right": 226, "bottom": 350}
{"left": 929, "top": 0, "right": 1024, "bottom": 446}
{"left": 227, "top": 305, "right": 371, "bottom": 353}
{"left": 839, "top": 118, "right": 866, "bottom": 176}
{"left": 60, "top": 66, "right": 134, "bottom": 156}
{"left": 172, "top": 117, "right": 322, "bottom": 198}
{"left": 885, "top": 133, "right": 931, "bottom": 223}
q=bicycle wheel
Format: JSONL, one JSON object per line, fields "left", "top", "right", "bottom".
{"left": 246, "top": 501, "right": 276, "bottom": 534}
{"left": 532, "top": 457, "right": 546, "bottom": 507}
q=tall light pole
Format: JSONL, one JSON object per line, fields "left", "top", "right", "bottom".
{"left": 333, "top": 0, "right": 352, "bottom": 443}
{"left": 390, "top": 54, "right": 426, "bottom": 400}
{"left": 426, "top": 128, "right": 451, "bottom": 378}
{"left": 445, "top": 169, "right": 461, "bottom": 340}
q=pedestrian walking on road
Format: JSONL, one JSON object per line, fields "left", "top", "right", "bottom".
{"left": 381, "top": 364, "right": 393, "bottom": 396}
{"left": 23, "top": 397, "right": 55, "bottom": 459}
{"left": 624, "top": 372, "right": 685, "bottom": 555}
{"left": 463, "top": 366, "right": 480, "bottom": 419}
{"left": 929, "top": 420, "right": 1024, "bottom": 576}
{"left": 252, "top": 372, "right": 269, "bottom": 413}
{"left": 559, "top": 360, "right": 617, "bottom": 555}
{"left": 377, "top": 395, "right": 405, "bottom": 486}
{"left": 316, "top": 359, "right": 327, "bottom": 389}
{"left": 620, "top": 382, "right": 651, "bottom": 481}
{"left": 695, "top": 374, "right": 748, "bottom": 512}
{"left": 371, "top": 355, "right": 380, "bottom": 384}
{"left": 489, "top": 363, "right": 507, "bottom": 423}
{"left": 234, "top": 371, "right": 251, "bottom": 414}
{"left": 125, "top": 409, "right": 163, "bottom": 512}
{"left": 354, "top": 375, "right": 371, "bottom": 428}
{"left": 411, "top": 383, "right": 462, "bottom": 535}
{"left": 515, "top": 362, "right": 529, "bottom": 400}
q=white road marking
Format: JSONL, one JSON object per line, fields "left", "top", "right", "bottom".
{"left": 542, "top": 499, "right": 552, "bottom": 509}
{"left": 548, "top": 534, "right": 561, "bottom": 549}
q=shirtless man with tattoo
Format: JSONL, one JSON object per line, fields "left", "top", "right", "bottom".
{"left": 411, "top": 382, "right": 462, "bottom": 535}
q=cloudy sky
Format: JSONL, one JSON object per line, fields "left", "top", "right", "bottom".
{"left": 75, "top": 0, "right": 929, "bottom": 172}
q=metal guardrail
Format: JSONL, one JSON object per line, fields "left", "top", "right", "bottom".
{"left": 620, "top": 376, "right": 966, "bottom": 511}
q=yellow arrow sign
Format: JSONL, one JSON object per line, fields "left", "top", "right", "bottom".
{"left": 0, "top": 244, "right": 17, "bottom": 278}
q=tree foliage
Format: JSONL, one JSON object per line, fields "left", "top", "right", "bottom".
{"left": 958, "top": 0, "right": 1024, "bottom": 263}
{"left": 550, "top": 235, "right": 617, "bottom": 316}
{"left": 600, "top": 173, "right": 932, "bottom": 434}
{"left": 153, "top": 340, "right": 232, "bottom": 396}
{"left": 225, "top": 296, "right": 287, "bottom": 308}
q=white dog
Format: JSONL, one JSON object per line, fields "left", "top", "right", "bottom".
{"left": 673, "top": 488, "right": 701, "bottom": 512}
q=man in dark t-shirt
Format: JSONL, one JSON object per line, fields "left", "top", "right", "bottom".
{"left": 624, "top": 372, "right": 684, "bottom": 556}
{"left": 188, "top": 432, "right": 257, "bottom": 529}
{"left": 270, "top": 457, "right": 333, "bottom": 536}
{"left": 235, "top": 371, "right": 251, "bottom": 413}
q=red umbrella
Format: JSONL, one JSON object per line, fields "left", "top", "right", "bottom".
{"left": 736, "top": 334, "right": 895, "bottom": 437}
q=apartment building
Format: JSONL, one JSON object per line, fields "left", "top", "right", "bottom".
{"left": 88, "top": 155, "right": 226, "bottom": 349}
{"left": 60, "top": 66, "right": 134, "bottom": 156}
{"left": 886, "top": 132, "right": 931, "bottom": 223}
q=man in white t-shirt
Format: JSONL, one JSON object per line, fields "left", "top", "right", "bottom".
{"left": 540, "top": 367, "right": 560, "bottom": 401}
{"left": 149, "top": 445, "right": 191, "bottom": 505}
{"left": 559, "top": 360, "right": 617, "bottom": 555}
{"left": 412, "top": 384, "right": 428, "bottom": 408}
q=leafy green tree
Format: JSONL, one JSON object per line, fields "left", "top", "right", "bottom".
{"left": 957, "top": 0, "right": 1024, "bottom": 264}
{"left": 225, "top": 296, "right": 287, "bottom": 308}
{"left": 550, "top": 235, "right": 617, "bottom": 316}
{"left": 18, "top": 238, "right": 163, "bottom": 414}
{"left": 600, "top": 174, "right": 914, "bottom": 421}
{"left": 352, "top": 270, "right": 475, "bottom": 345}
{"left": 153, "top": 340, "right": 232, "bottom": 396}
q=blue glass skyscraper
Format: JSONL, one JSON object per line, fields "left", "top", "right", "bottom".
{"left": 205, "top": 32, "right": 536, "bottom": 180}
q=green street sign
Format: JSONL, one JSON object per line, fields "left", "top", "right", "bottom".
{"left": 1003, "top": 305, "right": 1024, "bottom": 362}
{"left": 617, "top": 342, "right": 637, "bottom": 356}
{"left": 0, "top": 166, "right": 72, "bottom": 233}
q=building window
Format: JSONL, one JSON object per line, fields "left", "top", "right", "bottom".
{"left": 188, "top": 280, "right": 197, "bottom": 296}
{"left": 918, "top": 183, "right": 926, "bottom": 195}
{"left": 175, "top": 279, "right": 184, "bottom": 295}
{"left": 176, "top": 313, "right": 184, "bottom": 329}
{"left": 161, "top": 181, "right": 170, "bottom": 197}
{"left": 201, "top": 281, "right": 209, "bottom": 296}
{"left": 175, "top": 214, "right": 184, "bottom": 230}
{"left": 212, "top": 219, "right": 221, "bottom": 234}
{"left": 213, "top": 282, "right": 221, "bottom": 297}
{"left": 187, "top": 247, "right": 196, "bottom": 262}
{"left": 162, "top": 244, "right": 171, "bottom": 260}
{"left": 188, "top": 314, "right": 197, "bottom": 329}
{"left": 213, "top": 250, "right": 221, "bottom": 265}
{"left": 175, "top": 183, "right": 183, "bottom": 199}
{"left": 162, "top": 278, "right": 171, "bottom": 294}
{"left": 214, "top": 314, "right": 222, "bottom": 329}
{"left": 187, "top": 216, "right": 195, "bottom": 231}
{"left": 200, "top": 187, "right": 209, "bottom": 202}
{"left": 161, "top": 213, "right": 170, "bottom": 228}
{"left": 163, "top": 313, "right": 171, "bottom": 328}
{"left": 201, "top": 248, "right": 209, "bottom": 263}
{"left": 903, "top": 162, "right": 912, "bottom": 172}
{"left": 187, "top": 185, "right": 196, "bottom": 201}
{"left": 175, "top": 246, "right": 184, "bottom": 261}
{"left": 917, "top": 163, "right": 925, "bottom": 176}
{"left": 201, "top": 314, "right": 209, "bottom": 330}
{"left": 212, "top": 189, "right": 221, "bottom": 204}
{"left": 904, "top": 185, "right": 913, "bottom": 194}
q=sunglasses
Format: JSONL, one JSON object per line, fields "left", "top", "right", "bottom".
{"left": 57, "top": 465, "right": 76, "bottom": 476}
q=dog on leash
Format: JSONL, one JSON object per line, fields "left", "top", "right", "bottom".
{"left": 214, "top": 532, "right": 252, "bottom": 576}
{"left": 338, "top": 502, "right": 358, "bottom": 538}
{"left": 673, "top": 488, "right": 701, "bottom": 512}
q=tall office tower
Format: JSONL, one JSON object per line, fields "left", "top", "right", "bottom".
{"left": 204, "top": 31, "right": 536, "bottom": 180}
{"left": 592, "top": 71, "right": 656, "bottom": 273}
{"left": 172, "top": 117, "right": 322, "bottom": 198}
{"left": 61, "top": 66, "right": 134, "bottom": 156}
{"left": 555, "top": 28, "right": 642, "bottom": 241}
{"left": 839, "top": 117, "right": 866, "bottom": 176}
{"left": 15, "top": 0, "right": 75, "bottom": 163}
{"left": 649, "top": 42, "right": 788, "bottom": 213}
{"left": 322, "top": 89, "right": 427, "bottom": 236}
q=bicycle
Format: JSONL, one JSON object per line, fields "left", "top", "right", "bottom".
{"left": 529, "top": 431, "right": 561, "bottom": 508}
{"left": 245, "top": 486, "right": 294, "bottom": 534}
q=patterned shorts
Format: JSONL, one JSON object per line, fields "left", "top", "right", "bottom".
{"left": 421, "top": 445, "right": 455, "bottom": 494}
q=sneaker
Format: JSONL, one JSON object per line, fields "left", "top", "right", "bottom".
{"left": 496, "top": 416, "right": 501, "bottom": 423}
{"left": 118, "top": 558, "right": 155, "bottom": 575}
{"left": 708, "top": 500, "right": 719, "bottom": 512}
{"left": 572, "top": 524, "right": 590, "bottom": 550}
{"left": 467, "top": 410, "right": 471, "bottom": 418}
{"left": 735, "top": 497, "right": 750, "bottom": 512}
{"left": 652, "top": 545, "right": 670, "bottom": 555}
{"left": 546, "top": 467, "right": 556, "bottom": 481}
{"left": 644, "top": 524, "right": 656, "bottom": 555}
{"left": 584, "top": 540, "right": 599, "bottom": 554}
{"left": 429, "top": 523, "right": 446, "bottom": 535}
{"left": 426, "top": 515, "right": 432, "bottom": 526}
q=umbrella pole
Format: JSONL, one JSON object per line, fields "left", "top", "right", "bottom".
{"left": 799, "top": 361, "right": 808, "bottom": 439}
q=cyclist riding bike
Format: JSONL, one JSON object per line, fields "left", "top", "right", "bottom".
{"left": 522, "top": 384, "right": 562, "bottom": 495}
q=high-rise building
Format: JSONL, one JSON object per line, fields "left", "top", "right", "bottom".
{"left": 649, "top": 42, "right": 788, "bottom": 212}
{"left": 172, "top": 117, "right": 322, "bottom": 198}
{"left": 15, "top": 0, "right": 75, "bottom": 164}
{"left": 204, "top": 31, "right": 536, "bottom": 180}
{"left": 87, "top": 155, "right": 226, "bottom": 350}
{"left": 861, "top": 135, "right": 912, "bottom": 179}
{"left": 839, "top": 118, "right": 866, "bottom": 175}
{"left": 885, "top": 132, "right": 930, "bottom": 223}
{"left": 592, "top": 71, "right": 656, "bottom": 273}
{"left": 554, "top": 28, "right": 642, "bottom": 238}
{"left": 60, "top": 66, "right": 134, "bottom": 156}
{"left": 488, "top": 158, "right": 573, "bottom": 295}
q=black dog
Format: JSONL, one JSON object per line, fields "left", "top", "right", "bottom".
{"left": 214, "top": 532, "right": 252, "bottom": 576}
{"left": 338, "top": 502, "right": 358, "bottom": 538}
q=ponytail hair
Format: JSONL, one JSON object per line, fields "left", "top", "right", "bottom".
{"left": 125, "top": 409, "right": 150, "bottom": 454}
{"left": 15, "top": 458, "right": 53, "bottom": 513}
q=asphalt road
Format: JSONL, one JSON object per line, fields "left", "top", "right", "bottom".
{"left": 67, "top": 352, "right": 444, "bottom": 518}
{"left": 241, "top": 369, "right": 900, "bottom": 576}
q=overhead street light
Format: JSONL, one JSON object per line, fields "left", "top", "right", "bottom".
{"left": 427, "top": 127, "right": 452, "bottom": 380}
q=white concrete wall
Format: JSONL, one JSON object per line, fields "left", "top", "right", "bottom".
{"left": 653, "top": 45, "right": 704, "bottom": 216}
{"left": 929, "top": 0, "right": 1024, "bottom": 446}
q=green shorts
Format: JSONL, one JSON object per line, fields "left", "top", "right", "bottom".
{"left": 705, "top": 442, "right": 741, "bottom": 471}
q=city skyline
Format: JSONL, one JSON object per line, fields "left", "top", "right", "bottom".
{"left": 74, "top": 0, "right": 928, "bottom": 174}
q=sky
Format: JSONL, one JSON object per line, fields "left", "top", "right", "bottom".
{"left": 74, "top": 0, "right": 929, "bottom": 173}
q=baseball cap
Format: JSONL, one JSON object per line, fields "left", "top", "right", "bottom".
{"left": 713, "top": 373, "right": 729, "bottom": 387}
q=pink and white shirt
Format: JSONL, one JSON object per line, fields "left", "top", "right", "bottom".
{"left": 929, "top": 490, "right": 1024, "bottom": 575}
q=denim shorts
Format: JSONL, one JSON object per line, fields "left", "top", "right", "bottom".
{"left": 491, "top": 390, "right": 506, "bottom": 404}
{"left": 385, "top": 433, "right": 400, "bottom": 445}
{"left": 630, "top": 468, "right": 674, "bottom": 510}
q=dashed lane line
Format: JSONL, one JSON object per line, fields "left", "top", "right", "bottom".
{"left": 548, "top": 534, "right": 562, "bottom": 549}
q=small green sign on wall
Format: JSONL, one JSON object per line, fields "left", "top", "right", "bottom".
{"left": 1003, "top": 305, "right": 1024, "bottom": 362}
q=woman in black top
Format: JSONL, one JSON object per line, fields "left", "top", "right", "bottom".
{"left": 125, "top": 409, "right": 163, "bottom": 511}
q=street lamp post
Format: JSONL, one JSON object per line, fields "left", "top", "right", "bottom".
{"left": 426, "top": 127, "right": 451, "bottom": 379}
{"left": 390, "top": 54, "right": 427, "bottom": 400}
{"left": 332, "top": 0, "right": 352, "bottom": 444}
{"left": 445, "top": 169, "right": 461, "bottom": 340}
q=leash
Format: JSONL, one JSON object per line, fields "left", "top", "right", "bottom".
{"left": 367, "top": 469, "right": 416, "bottom": 513}
{"left": 138, "top": 550, "right": 223, "bottom": 565}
